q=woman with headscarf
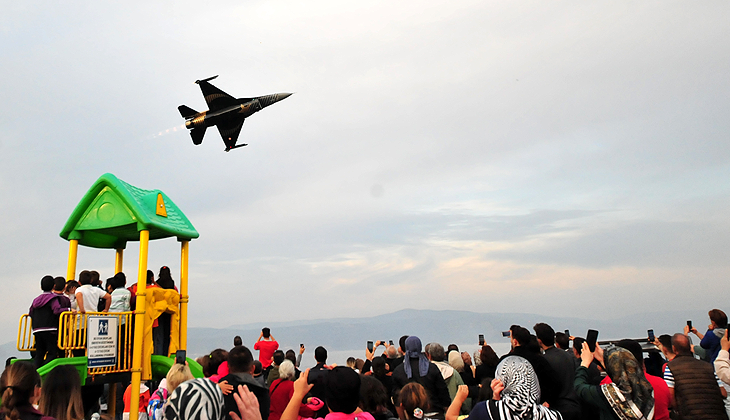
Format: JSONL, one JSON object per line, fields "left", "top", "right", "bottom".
{"left": 392, "top": 336, "right": 451, "bottom": 413}
{"left": 574, "top": 342, "right": 654, "bottom": 420}
{"left": 447, "top": 356, "right": 562, "bottom": 420}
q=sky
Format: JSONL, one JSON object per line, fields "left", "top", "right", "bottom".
{"left": 1, "top": 1, "right": 729, "bottom": 344}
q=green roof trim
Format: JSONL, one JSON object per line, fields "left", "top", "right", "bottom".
{"left": 60, "top": 173, "right": 199, "bottom": 249}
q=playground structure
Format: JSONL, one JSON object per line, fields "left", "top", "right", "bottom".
{"left": 17, "top": 173, "right": 202, "bottom": 416}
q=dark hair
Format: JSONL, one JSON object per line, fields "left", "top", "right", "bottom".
{"left": 233, "top": 336, "right": 242, "bottom": 347}
{"left": 555, "top": 332, "right": 569, "bottom": 350}
{"left": 285, "top": 350, "right": 296, "bottom": 365}
{"left": 573, "top": 337, "right": 586, "bottom": 355}
{"left": 325, "top": 367, "right": 360, "bottom": 414}
{"left": 90, "top": 271, "right": 100, "bottom": 286}
{"left": 146, "top": 270, "right": 154, "bottom": 285}
{"left": 53, "top": 277, "right": 66, "bottom": 292}
{"left": 399, "top": 335, "right": 409, "bottom": 353}
{"left": 616, "top": 339, "right": 644, "bottom": 368}
{"left": 477, "top": 377, "right": 493, "bottom": 402}
{"left": 510, "top": 325, "right": 531, "bottom": 346}
{"left": 262, "top": 327, "right": 271, "bottom": 338}
{"left": 195, "top": 355, "right": 210, "bottom": 377}
{"left": 480, "top": 345, "right": 499, "bottom": 367}
{"left": 252, "top": 360, "right": 263, "bottom": 375}
{"left": 1, "top": 361, "right": 41, "bottom": 420}
{"left": 38, "top": 365, "right": 83, "bottom": 420}
{"left": 658, "top": 334, "right": 672, "bottom": 350}
{"left": 105, "top": 277, "right": 117, "bottom": 291}
{"left": 157, "top": 266, "right": 175, "bottom": 290}
{"left": 447, "top": 344, "right": 459, "bottom": 353}
{"left": 359, "top": 375, "right": 389, "bottom": 415}
{"left": 273, "top": 350, "right": 285, "bottom": 366}
{"left": 65, "top": 280, "right": 80, "bottom": 292}
{"left": 533, "top": 323, "right": 555, "bottom": 347}
{"left": 371, "top": 356, "right": 387, "bottom": 377}
{"left": 315, "top": 346, "right": 328, "bottom": 363}
{"left": 40, "top": 275, "right": 55, "bottom": 292}
{"left": 113, "top": 272, "right": 126, "bottom": 287}
{"left": 207, "top": 349, "right": 228, "bottom": 376}
{"left": 398, "top": 382, "right": 430, "bottom": 419}
{"left": 227, "top": 346, "right": 253, "bottom": 374}
{"left": 709, "top": 309, "right": 728, "bottom": 328}
{"left": 78, "top": 270, "right": 91, "bottom": 285}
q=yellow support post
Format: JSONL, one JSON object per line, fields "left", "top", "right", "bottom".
{"left": 115, "top": 249, "right": 124, "bottom": 274}
{"left": 129, "top": 230, "right": 149, "bottom": 418}
{"left": 66, "top": 239, "right": 79, "bottom": 281}
{"left": 179, "top": 241, "right": 189, "bottom": 351}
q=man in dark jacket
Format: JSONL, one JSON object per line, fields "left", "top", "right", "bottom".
{"left": 220, "top": 345, "right": 270, "bottom": 420}
{"left": 534, "top": 323, "right": 581, "bottom": 420}
{"left": 29, "top": 275, "right": 72, "bottom": 368}
{"left": 664, "top": 333, "right": 728, "bottom": 420}
{"left": 503, "top": 325, "right": 562, "bottom": 406}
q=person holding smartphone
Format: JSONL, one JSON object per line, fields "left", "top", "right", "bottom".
{"left": 254, "top": 327, "right": 280, "bottom": 377}
{"left": 686, "top": 309, "right": 728, "bottom": 363}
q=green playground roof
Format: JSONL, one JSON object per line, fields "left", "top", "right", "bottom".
{"left": 60, "top": 173, "right": 199, "bottom": 249}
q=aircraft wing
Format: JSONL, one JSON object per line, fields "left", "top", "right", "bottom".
{"left": 216, "top": 117, "right": 245, "bottom": 149}
{"left": 198, "top": 80, "right": 238, "bottom": 112}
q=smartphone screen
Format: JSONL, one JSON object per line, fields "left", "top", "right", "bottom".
{"left": 586, "top": 329, "right": 599, "bottom": 352}
{"left": 389, "top": 340, "right": 393, "bottom": 346}
{"left": 564, "top": 329, "right": 570, "bottom": 337}
{"left": 175, "top": 350, "right": 186, "bottom": 364}
{"left": 687, "top": 320, "right": 693, "bottom": 329}
{"left": 478, "top": 334, "right": 485, "bottom": 346}
{"left": 502, "top": 331, "right": 511, "bottom": 337}
{"left": 367, "top": 341, "right": 374, "bottom": 352}
{"left": 648, "top": 329, "right": 655, "bottom": 341}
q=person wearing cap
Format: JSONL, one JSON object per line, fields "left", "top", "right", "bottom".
{"left": 280, "top": 367, "right": 375, "bottom": 420}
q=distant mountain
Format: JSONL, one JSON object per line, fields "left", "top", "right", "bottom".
{"left": 2, "top": 308, "right": 708, "bottom": 365}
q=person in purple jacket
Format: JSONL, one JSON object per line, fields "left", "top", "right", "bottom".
{"left": 29, "top": 276, "right": 72, "bottom": 368}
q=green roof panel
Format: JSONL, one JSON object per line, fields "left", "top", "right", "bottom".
{"left": 60, "top": 173, "right": 199, "bottom": 249}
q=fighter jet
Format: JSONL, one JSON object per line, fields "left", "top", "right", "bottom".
{"left": 178, "top": 76, "right": 292, "bottom": 152}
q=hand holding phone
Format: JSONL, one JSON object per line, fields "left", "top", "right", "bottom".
{"left": 175, "top": 350, "right": 186, "bottom": 365}
{"left": 479, "top": 334, "right": 485, "bottom": 346}
{"left": 367, "top": 341, "right": 374, "bottom": 353}
{"left": 648, "top": 329, "right": 655, "bottom": 342}
{"left": 501, "top": 331, "right": 511, "bottom": 338}
{"left": 586, "top": 329, "right": 599, "bottom": 352}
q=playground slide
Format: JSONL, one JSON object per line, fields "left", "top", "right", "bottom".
{"left": 151, "top": 355, "right": 204, "bottom": 380}
{"left": 34, "top": 357, "right": 89, "bottom": 384}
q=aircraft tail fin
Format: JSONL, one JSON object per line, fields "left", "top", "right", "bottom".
{"left": 178, "top": 105, "right": 198, "bottom": 119}
{"left": 190, "top": 127, "right": 206, "bottom": 145}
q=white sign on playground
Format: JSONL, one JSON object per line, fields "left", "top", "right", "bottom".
{"left": 87, "top": 316, "right": 118, "bottom": 368}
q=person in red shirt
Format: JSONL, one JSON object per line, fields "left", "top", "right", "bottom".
{"left": 254, "top": 327, "right": 279, "bottom": 374}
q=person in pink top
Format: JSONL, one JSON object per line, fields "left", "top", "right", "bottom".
{"left": 255, "top": 327, "right": 280, "bottom": 371}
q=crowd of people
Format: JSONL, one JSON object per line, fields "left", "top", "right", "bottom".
{"left": 13, "top": 272, "right": 730, "bottom": 420}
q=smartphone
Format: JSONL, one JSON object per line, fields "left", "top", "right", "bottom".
{"left": 687, "top": 320, "right": 693, "bottom": 330}
{"left": 648, "top": 329, "right": 655, "bottom": 342}
{"left": 586, "top": 329, "right": 599, "bottom": 352}
{"left": 367, "top": 340, "right": 374, "bottom": 352}
{"left": 478, "top": 334, "right": 485, "bottom": 346}
{"left": 501, "top": 331, "right": 511, "bottom": 337}
{"left": 564, "top": 329, "right": 570, "bottom": 337}
{"left": 300, "top": 343, "right": 304, "bottom": 348}
{"left": 389, "top": 340, "right": 393, "bottom": 346}
{"left": 175, "top": 350, "right": 186, "bottom": 365}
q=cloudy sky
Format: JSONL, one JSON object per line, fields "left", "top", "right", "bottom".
{"left": 1, "top": 1, "right": 729, "bottom": 343}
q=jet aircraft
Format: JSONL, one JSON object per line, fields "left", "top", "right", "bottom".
{"left": 178, "top": 76, "right": 292, "bottom": 152}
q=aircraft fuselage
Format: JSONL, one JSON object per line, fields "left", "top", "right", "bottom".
{"left": 184, "top": 99, "right": 264, "bottom": 130}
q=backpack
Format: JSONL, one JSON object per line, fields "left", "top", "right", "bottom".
{"left": 147, "top": 388, "right": 168, "bottom": 420}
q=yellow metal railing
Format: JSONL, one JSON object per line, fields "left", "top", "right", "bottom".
{"left": 18, "top": 312, "right": 134, "bottom": 375}
{"left": 58, "top": 311, "right": 134, "bottom": 375}
{"left": 17, "top": 314, "right": 34, "bottom": 351}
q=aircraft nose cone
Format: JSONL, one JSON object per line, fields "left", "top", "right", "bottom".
{"left": 258, "top": 93, "right": 293, "bottom": 108}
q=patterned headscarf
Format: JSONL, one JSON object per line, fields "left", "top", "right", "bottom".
{"left": 403, "top": 336, "right": 430, "bottom": 379}
{"left": 601, "top": 346, "right": 654, "bottom": 420}
{"left": 491, "top": 356, "right": 561, "bottom": 420}
{"left": 165, "top": 378, "right": 225, "bottom": 420}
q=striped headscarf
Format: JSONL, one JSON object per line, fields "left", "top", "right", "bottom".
{"left": 488, "top": 356, "right": 562, "bottom": 420}
{"left": 165, "top": 378, "right": 225, "bottom": 420}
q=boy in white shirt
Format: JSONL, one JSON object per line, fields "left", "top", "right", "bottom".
{"left": 75, "top": 270, "right": 111, "bottom": 313}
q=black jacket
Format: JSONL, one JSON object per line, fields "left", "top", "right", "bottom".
{"left": 392, "top": 359, "right": 451, "bottom": 413}
{"left": 502, "top": 346, "right": 562, "bottom": 405}
{"left": 221, "top": 372, "right": 270, "bottom": 420}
